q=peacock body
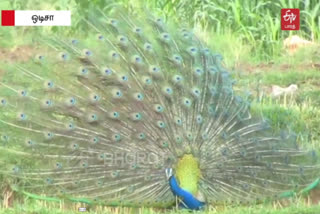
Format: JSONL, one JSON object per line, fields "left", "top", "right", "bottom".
{"left": 0, "top": 9, "right": 319, "bottom": 210}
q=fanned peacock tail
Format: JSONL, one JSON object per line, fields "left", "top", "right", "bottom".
{"left": 0, "top": 8, "right": 319, "bottom": 208}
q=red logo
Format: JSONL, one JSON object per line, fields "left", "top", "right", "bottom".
{"left": 281, "top": 9, "right": 300, "bottom": 30}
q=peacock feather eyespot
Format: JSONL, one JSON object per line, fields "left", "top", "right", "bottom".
{"left": 109, "top": 51, "right": 120, "bottom": 61}
{"left": 88, "top": 113, "right": 98, "bottom": 122}
{"left": 66, "top": 122, "right": 75, "bottom": 130}
{"left": 55, "top": 162, "right": 63, "bottom": 169}
{"left": 149, "top": 65, "right": 161, "bottom": 75}
{"left": 1, "top": 135, "right": 9, "bottom": 142}
{"left": 71, "top": 143, "right": 79, "bottom": 150}
{"left": 17, "top": 112, "right": 27, "bottom": 121}
{"left": 133, "top": 27, "right": 142, "bottom": 34}
{"left": 220, "top": 147, "right": 229, "bottom": 156}
{"left": 194, "top": 67, "right": 204, "bottom": 77}
{"left": 172, "top": 74, "right": 183, "bottom": 83}
{"left": 97, "top": 34, "right": 104, "bottom": 40}
{"left": 111, "top": 89, "right": 123, "bottom": 99}
{"left": 201, "top": 133, "right": 208, "bottom": 140}
{"left": 102, "top": 67, "right": 113, "bottom": 76}
{"left": 196, "top": 115, "right": 203, "bottom": 124}
{"left": 175, "top": 135, "right": 183, "bottom": 143}
{"left": 154, "top": 104, "right": 164, "bottom": 113}
{"left": 19, "top": 90, "right": 28, "bottom": 97}
{"left": 131, "top": 163, "right": 138, "bottom": 170}
{"left": 118, "top": 74, "right": 129, "bottom": 83}
{"left": 79, "top": 67, "right": 89, "bottom": 76}
{"left": 133, "top": 92, "right": 144, "bottom": 101}
{"left": 191, "top": 87, "right": 201, "bottom": 98}
{"left": 181, "top": 31, "right": 190, "bottom": 39}
{"left": 46, "top": 178, "right": 54, "bottom": 185}
{"left": 216, "top": 162, "right": 224, "bottom": 169}
{"left": 90, "top": 94, "right": 101, "bottom": 103}
{"left": 156, "top": 121, "right": 166, "bottom": 129}
{"left": 25, "top": 139, "right": 35, "bottom": 147}
{"left": 118, "top": 35, "right": 128, "bottom": 43}
{"left": 172, "top": 54, "right": 182, "bottom": 65}
{"left": 127, "top": 185, "right": 135, "bottom": 193}
{"left": 81, "top": 161, "right": 88, "bottom": 168}
{"left": 73, "top": 180, "right": 80, "bottom": 186}
{"left": 0, "top": 98, "right": 7, "bottom": 106}
{"left": 208, "top": 66, "right": 218, "bottom": 75}
{"left": 42, "top": 99, "right": 53, "bottom": 108}
{"left": 113, "top": 133, "right": 121, "bottom": 142}
{"left": 44, "top": 80, "right": 55, "bottom": 89}
{"left": 91, "top": 137, "right": 99, "bottom": 144}
{"left": 131, "top": 112, "right": 142, "bottom": 121}
{"left": 236, "top": 166, "right": 243, "bottom": 173}
{"left": 221, "top": 132, "right": 228, "bottom": 140}
{"left": 82, "top": 49, "right": 93, "bottom": 57}
{"left": 160, "top": 33, "right": 170, "bottom": 42}
{"left": 187, "top": 47, "right": 198, "bottom": 55}
{"left": 162, "top": 86, "right": 173, "bottom": 96}
{"left": 144, "top": 175, "right": 151, "bottom": 181}
{"left": 175, "top": 117, "right": 182, "bottom": 126}
{"left": 182, "top": 97, "right": 192, "bottom": 108}
{"left": 143, "top": 43, "right": 153, "bottom": 51}
{"left": 71, "top": 39, "right": 79, "bottom": 45}
{"left": 142, "top": 76, "right": 152, "bottom": 86}
{"left": 12, "top": 166, "right": 20, "bottom": 174}
{"left": 111, "top": 171, "right": 119, "bottom": 178}
{"left": 202, "top": 48, "right": 211, "bottom": 55}
{"left": 58, "top": 52, "right": 69, "bottom": 61}
{"left": 98, "top": 153, "right": 105, "bottom": 160}
{"left": 186, "top": 132, "right": 193, "bottom": 141}
{"left": 110, "top": 111, "right": 120, "bottom": 119}
{"left": 255, "top": 154, "right": 261, "bottom": 162}
{"left": 137, "top": 132, "right": 146, "bottom": 140}
{"left": 155, "top": 17, "right": 164, "bottom": 26}
{"left": 242, "top": 184, "right": 250, "bottom": 190}
{"left": 131, "top": 55, "right": 143, "bottom": 65}
{"left": 35, "top": 54, "right": 45, "bottom": 62}
{"left": 96, "top": 180, "right": 104, "bottom": 187}
{"left": 240, "top": 147, "right": 247, "bottom": 157}
{"left": 67, "top": 97, "right": 77, "bottom": 106}
{"left": 161, "top": 141, "right": 169, "bottom": 148}
{"left": 108, "top": 18, "right": 118, "bottom": 26}
{"left": 250, "top": 170, "right": 257, "bottom": 178}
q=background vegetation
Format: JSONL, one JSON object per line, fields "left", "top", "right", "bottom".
{"left": 0, "top": 0, "right": 320, "bottom": 213}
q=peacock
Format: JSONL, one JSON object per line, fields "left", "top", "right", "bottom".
{"left": 0, "top": 8, "right": 319, "bottom": 210}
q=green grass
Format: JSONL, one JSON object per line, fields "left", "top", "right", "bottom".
{"left": 1, "top": 198, "right": 320, "bottom": 213}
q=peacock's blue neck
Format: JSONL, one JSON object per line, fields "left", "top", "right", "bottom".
{"left": 168, "top": 175, "right": 205, "bottom": 210}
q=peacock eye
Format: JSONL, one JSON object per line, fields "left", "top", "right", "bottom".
{"left": 1, "top": 99, "right": 6, "bottom": 105}
{"left": 71, "top": 39, "right": 78, "bottom": 44}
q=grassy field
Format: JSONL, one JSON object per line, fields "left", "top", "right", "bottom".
{"left": 1, "top": 198, "right": 320, "bottom": 213}
{"left": 0, "top": 0, "right": 320, "bottom": 213}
